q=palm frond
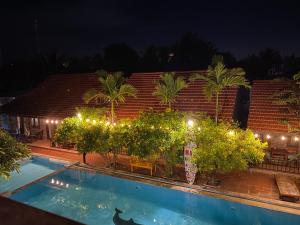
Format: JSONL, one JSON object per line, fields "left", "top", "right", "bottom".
{"left": 82, "top": 88, "right": 107, "bottom": 103}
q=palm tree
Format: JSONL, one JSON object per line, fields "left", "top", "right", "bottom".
{"left": 190, "top": 55, "right": 250, "bottom": 123}
{"left": 153, "top": 72, "right": 188, "bottom": 111}
{"left": 83, "top": 70, "right": 137, "bottom": 122}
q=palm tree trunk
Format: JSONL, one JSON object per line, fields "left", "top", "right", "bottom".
{"left": 111, "top": 102, "right": 114, "bottom": 123}
{"left": 215, "top": 92, "right": 219, "bottom": 123}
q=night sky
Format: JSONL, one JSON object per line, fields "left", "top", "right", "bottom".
{"left": 1, "top": 0, "right": 300, "bottom": 62}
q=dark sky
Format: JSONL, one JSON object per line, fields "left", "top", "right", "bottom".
{"left": 1, "top": 0, "right": 300, "bottom": 62}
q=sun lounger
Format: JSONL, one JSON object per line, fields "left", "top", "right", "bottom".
{"left": 275, "top": 175, "right": 300, "bottom": 202}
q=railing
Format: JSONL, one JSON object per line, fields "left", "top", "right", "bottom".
{"left": 255, "top": 159, "right": 300, "bottom": 174}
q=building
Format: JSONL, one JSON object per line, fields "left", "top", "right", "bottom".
{"left": 247, "top": 80, "right": 300, "bottom": 153}
{"left": 0, "top": 72, "right": 239, "bottom": 142}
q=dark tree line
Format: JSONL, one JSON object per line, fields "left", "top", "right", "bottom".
{"left": 1, "top": 33, "right": 300, "bottom": 95}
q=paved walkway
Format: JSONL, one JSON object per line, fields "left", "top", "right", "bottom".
{"left": 30, "top": 146, "right": 300, "bottom": 205}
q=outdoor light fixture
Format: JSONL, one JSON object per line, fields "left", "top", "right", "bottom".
{"left": 46, "top": 119, "right": 49, "bottom": 124}
{"left": 197, "top": 127, "right": 201, "bottom": 131}
{"left": 51, "top": 120, "right": 54, "bottom": 124}
{"left": 294, "top": 137, "right": 299, "bottom": 141}
{"left": 266, "top": 134, "right": 271, "bottom": 139}
{"left": 113, "top": 122, "right": 116, "bottom": 126}
{"left": 281, "top": 136, "right": 286, "bottom": 141}
{"left": 77, "top": 113, "right": 82, "bottom": 118}
{"left": 106, "top": 121, "right": 110, "bottom": 126}
{"left": 86, "top": 118, "right": 90, "bottom": 122}
{"left": 187, "top": 120, "right": 194, "bottom": 127}
{"left": 55, "top": 120, "right": 58, "bottom": 124}
{"left": 228, "top": 130, "right": 235, "bottom": 136}
{"left": 254, "top": 133, "right": 259, "bottom": 138}
{"left": 92, "top": 120, "right": 96, "bottom": 124}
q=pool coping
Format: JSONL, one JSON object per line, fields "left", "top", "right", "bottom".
{"left": 71, "top": 163, "right": 300, "bottom": 216}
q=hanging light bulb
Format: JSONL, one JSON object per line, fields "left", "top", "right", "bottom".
{"left": 77, "top": 113, "right": 82, "bottom": 118}
{"left": 281, "top": 136, "right": 286, "bottom": 141}
{"left": 266, "top": 134, "right": 271, "bottom": 140}
{"left": 294, "top": 137, "right": 299, "bottom": 141}
{"left": 92, "top": 120, "right": 96, "bottom": 124}
{"left": 55, "top": 120, "right": 58, "bottom": 124}
{"left": 254, "top": 133, "right": 259, "bottom": 138}
{"left": 86, "top": 118, "right": 90, "bottom": 122}
{"left": 187, "top": 120, "right": 194, "bottom": 128}
{"left": 46, "top": 119, "right": 49, "bottom": 124}
{"left": 228, "top": 130, "right": 235, "bottom": 136}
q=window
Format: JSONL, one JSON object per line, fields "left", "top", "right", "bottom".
{"left": 31, "top": 118, "right": 40, "bottom": 128}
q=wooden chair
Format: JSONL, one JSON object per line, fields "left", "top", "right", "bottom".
{"left": 130, "top": 157, "right": 156, "bottom": 176}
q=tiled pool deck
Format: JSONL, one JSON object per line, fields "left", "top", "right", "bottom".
{"left": 29, "top": 145, "right": 300, "bottom": 207}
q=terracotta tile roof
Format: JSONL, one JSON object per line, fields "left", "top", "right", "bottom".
{"left": 1, "top": 71, "right": 238, "bottom": 121}
{"left": 116, "top": 71, "right": 238, "bottom": 121}
{"left": 248, "top": 80, "right": 299, "bottom": 133}
{"left": 0, "top": 73, "right": 100, "bottom": 119}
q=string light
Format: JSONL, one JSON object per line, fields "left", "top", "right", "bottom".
{"left": 77, "top": 113, "right": 82, "bottom": 118}
{"left": 113, "top": 122, "right": 116, "bottom": 126}
{"left": 197, "top": 127, "right": 201, "bottom": 131}
{"left": 254, "top": 133, "right": 259, "bottom": 138}
{"left": 281, "top": 136, "right": 286, "bottom": 141}
{"left": 92, "top": 120, "right": 96, "bottom": 124}
{"left": 86, "top": 118, "right": 90, "bottom": 122}
{"left": 187, "top": 120, "right": 194, "bottom": 128}
{"left": 294, "top": 137, "right": 299, "bottom": 141}
{"left": 228, "top": 130, "right": 235, "bottom": 136}
{"left": 46, "top": 119, "right": 49, "bottom": 124}
{"left": 55, "top": 120, "right": 58, "bottom": 124}
{"left": 51, "top": 120, "right": 54, "bottom": 124}
{"left": 106, "top": 121, "right": 110, "bottom": 126}
{"left": 266, "top": 134, "right": 271, "bottom": 139}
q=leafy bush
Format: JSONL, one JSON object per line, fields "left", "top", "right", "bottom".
{"left": 191, "top": 118, "right": 267, "bottom": 182}
{"left": 126, "top": 111, "right": 187, "bottom": 176}
{"left": 54, "top": 117, "right": 80, "bottom": 146}
{"left": 0, "top": 129, "right": 30, "bottom": 178}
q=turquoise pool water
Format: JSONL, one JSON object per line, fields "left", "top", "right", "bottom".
{"left": 10, "top": 168, "right": 300, "bottom": 225}
{"left": 0, "top": 156, "right": 66, "bottom": 193}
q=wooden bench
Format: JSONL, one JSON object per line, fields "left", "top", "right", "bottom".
{"left": 130, "top": 158, "right": 156, "bottom": 176}
{"left": 275, "top": 175, "right": 300, "bottom": 202}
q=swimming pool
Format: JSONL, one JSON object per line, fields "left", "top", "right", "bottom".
{"left": 0, "top": 156, "right": 67, "bottom": 193}
{"left": 10, "top": 168, "right": 300, "bottom": 225}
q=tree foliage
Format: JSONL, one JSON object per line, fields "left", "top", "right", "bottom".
{"left": 191, "top": 118, "right": 267, "bottom": 176}
{"left": 272, "top": 72, "right": 300, "bottom": 131}
{"left": 190, "top": 55, "right": 250, "bottom": 123}
{"left": 0, "top": 129, "right": 30, "bottom": 178}
{"left": 153, "top": 72, "right": 188, "bottom": 110}
{"left": 126, "top": 111, "right": 187, "bottom": 176}
{"left": 83, "top": 70, "right": 137, "bottom": 122}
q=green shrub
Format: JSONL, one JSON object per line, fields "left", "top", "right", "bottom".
{"left": 191, "top": 118, "right": 267, "bottom": 181}
{"left": 0, "top": 129, "right": 30, "bottom": 178}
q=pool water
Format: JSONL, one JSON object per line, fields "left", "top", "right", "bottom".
{"left": 10, "top": 168, "right": 300, "bottom": 225}
{"left": 0, "top": 156, "right": 66, "bottom": 193}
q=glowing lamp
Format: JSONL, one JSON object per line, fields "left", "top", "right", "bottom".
{"left": 55, "top": 120, "right": 58, "bottom": 124}
{"left": 228, "top": 130, "right": 235, "bottom": 136}
{"left": 254, "top": 133, "right": 259, "bottom": 138}
{"left": 50, "top": 120, "right": 54, "bottom": 124}
{"left": 92, "top": 120, "right": 96, "bottom": 124}
{"left": 77, "top": 113, "right": 82, "bottom": 118}
{"left": 46, "top": 119, "right": 49, "bottom": 124}
{"left": 197, "top": 127, "right": 201, "bottom": 131}
{"left": 281, "top": 136, "right": 286, "bottom": 141}
{"left": 187, "top": 120, "right": 194, "bottom": 128}
{"left": 266, "top": 134, "right": 271, "bottom": 140}
{"left": 294, "top": 137, "right": 299, "bottom": 141}
{"left": 86, "top": 118, "right": 90, "bottom": 122}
